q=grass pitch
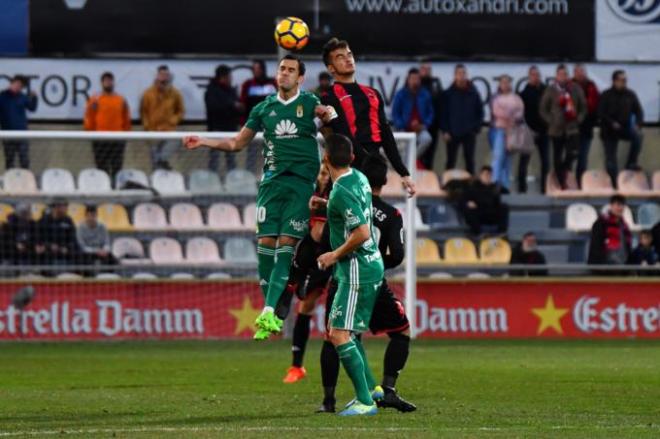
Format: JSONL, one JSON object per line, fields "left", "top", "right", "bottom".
{"left": 0, "top": 339, "right": 658, "bottom": 438}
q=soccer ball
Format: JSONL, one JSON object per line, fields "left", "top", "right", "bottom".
{"left": 274, "top": 17, "right": 310, "bottom": 51}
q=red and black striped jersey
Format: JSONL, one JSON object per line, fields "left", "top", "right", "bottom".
{"left": 321, "top": 82, "right": 410, "bottom": 177}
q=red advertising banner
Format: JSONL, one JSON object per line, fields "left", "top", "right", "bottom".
{"left": 0, "top": 280, "right": 659, "bottom": 340}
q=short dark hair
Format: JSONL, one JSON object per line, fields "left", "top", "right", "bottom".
{"left": 612, "top": 69, "right": 625, "bottom": 81}
{"left": 85, "top": 204, "right": 97, "bottom": 214}
{"left": 279, "top": 54, "right": 306, "bottom": 76}
{"left": 640, "top": 229, "right": 653, "bottom": 237}
{"left": 215, "top": 64, "right": 231, "bottom": 79}
{"left": 100, "top": 72, "right": 114, "bottom": 82}
{"left": 454, "top": 63, "right": 466, "bottom": 72}
{"left": 361, "top": 154, "right": 388, "bottom": 189}
{"left": 408, "top": 67, "right": 420, "bottom": 76}
{"left": 325, "top": 134, "right": 353, "bottom": 168}
{"left": 480, "top": 165, "right": 493, "bottom": 173}
{"left": 523, "top": 231, "right": 536, "bottom": 239}
{"left": 556, "top": 63, "right": 567, "bottom": 73}
{"left": 50, "top": 197, "right": 68, "bottom": 208}
{"left": 157, "top": 65, "right": 169, "bottom": 72}
{"left": 11, "top": 75, "right": 27, "bottom": 86}
{"left": 322, "top": 37, "right": 349, "bottom": 66}
{"left": 610, "top": 194, "right": 626, "bottom": 205}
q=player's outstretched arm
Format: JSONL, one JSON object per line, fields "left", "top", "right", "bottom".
{"left": 183, "top": 126, "right": 256, "bottom": 152}
{"left": 317, "top": 224, "right": 370, "bottom": 270}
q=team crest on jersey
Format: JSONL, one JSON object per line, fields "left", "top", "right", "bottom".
{"left": 296, "top": 104, "right": 303, "bottom": 118}
{"left": 274, "top": 119, "right": 299, "bottom": 138}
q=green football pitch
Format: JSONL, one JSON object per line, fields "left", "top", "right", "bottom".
{"left": 0, "top": 339, "right": 658, "bottom": 438}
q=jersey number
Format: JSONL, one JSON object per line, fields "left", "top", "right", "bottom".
{"left": 257, "top": 206, "right": 267, "bottom": 223}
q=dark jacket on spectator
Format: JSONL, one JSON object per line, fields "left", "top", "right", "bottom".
{"left": 37, "top": 212, "right": 78, "bottom": 255}
{"left": 2, "top": 213, "right": 38, "bottom": 262}
{"left": 519, "top": 82, "right": 547, "bottom": 134}
{"left": 574, "top": 78, "right": 599, "bottom": 138}
{"left": 598, "top": 87, "right": 644, "bottom": 140}
{"left": 462, "top": 180, "right": 503, "bottom": 214}
{"left": 510, "top": 243, "right": 548, "bottom": 276}
{"left": 588, "top": 213, "right": 632, "bottom": 265}
{"left": 627, "top": 244, "right": 658, "bottom": 266}
{"left": 421, "top": 76, "right": 442, "bottom": 123}
{"left": 539, "top": 82, "right": 587, "bottom": 138}
{"left": 239, "top": 77, "right": 277, "bottom": 123}
{"left": 205, "top": 81, "right": 241, "bottom": 131}
{"left": 439, "top": 82, "right": 484, "bottom": 138}
{"left": 391, "top": 87, "right": 434, "bottom": 130}
{"left": 0, "top": 89, "right": 38, "bottom": 130}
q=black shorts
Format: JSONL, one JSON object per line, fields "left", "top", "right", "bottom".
{"left": 324, "top": 279, "right": 409, "bottom": 335}
{"left": 305, "top": 267, "right": 332, "bottom": 296}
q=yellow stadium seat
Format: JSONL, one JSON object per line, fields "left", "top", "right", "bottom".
{"left": 31, "top": 203, "right": 46, "bottom": 220}
{"left": 479, "top": 238, "right": 512, "bottom": 264}
{"left": 0, "top": 203, "right": 14, "bottom": 222}
{"left": 98, "top": 203, "right": 133, "bottom": 231}
{"left": 443, "top": 238, "right": 478, "bottom": 264}
{"left": 67, "top": 203, "right": 87, "bottom": 225}
{"left": 416, "top": 238, "right": 442, "bottom": 265}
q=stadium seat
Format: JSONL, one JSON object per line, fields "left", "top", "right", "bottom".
{"left": 426, "top": 203, "right": 460, "bottom": 229}
{"left": 224, "top": 169, "right": 258, "bottom": 195}
{"left": 617, "top": 170, "right": 649, "bottom": 194}
{"left": 600, "top": 204, "right": 638, "bottom": 231}
{"left": 96, "top": 273, "right": 122, "bottom": 280}
{"left": 149, "top": 237, "right": 184, "bottom": 264}
{"left": 395, "top": 202, "right": 430, "bottom": 231}
{"left": 133, "top": 203, "right": 168, "bottom": 230}
{"left": 416, "top": 238, "right": 442, "bottom": 265}
{"left": 467, "top": 272, "right": 491, "bottom": 279}
{"left": 40, "top": 168, "right": 76, "bottom": 194}
{"left": 57, "top": 272, "right": 83, "bottom": 280}
{"left": 441, "top": 169, "right": 471, "bottom": 186}
{"left": 78, "top": 168, "right": 112, "bottom": 193}
{"left": 428, "top": 272, "right": 453, "bottom": 279}
{"left": 509, "top": 211, "right": 550, "bottom": 232}
{"left": 186, "top": 237, "right": 223, "bottom": 264}
{"left": 170, "top": 272, "right": 195, "bottom": 279}
{"left": 189, "top": 169, "right": 224, "bottom": 194}
{"left": 151, "top": 169, "right": 186, "bottom": 195}
{"left": 0, "top": 203, "right": 13, "bottom": 222}
{"left": 479, "top": 238, "right": 512, "bottom": 264}
{"left": 169, "top": 203, "right": 204, "bottom": 230}
{"left": 208, "top": 203, "right": 244, "bottom": 230}
{"left": 98, "top": 203, "right": 132, "bottom": 231}
{"left": 415, "top": 170, "right": 443, "bottom": 197}
{"left": 4, "top": 169, "right": 38, "bottom": 194}
{"left": 112, "top": 237, "right": 150, "bottom": 265}
{"left": 565, "top": 203, "right": 598, "bottom": 232}
{"left": 207, "top": 272, "right": 231, "bottom": 279}
{"left": 223, "top": 238, "right": 257, "bottom": 263}
{"left": 132, "top": 272, "right": 158, "bottom": 280}
{"left": 243, "top": 203, "right": 257, "bottom": 230}
{"left": 637, "top": 203, "right": 660, "bottom": 228}
{"left": 115, "top": 168, "right": 149, "bottom": 190}
{"left": 67, "top": 203, "right": 86, "bottom": 225}
{"left": 31, "top": 203, "right": 46, "bottom": 220}
{"left": 581, "top": 169, "right": 614, "bottom": 194}
{"left": 443, "top": 238, "right": 478, "bottom": 264}
{"left": 537, "top": 245, "right": 569, "bottom": 264}
{"left": 381, "top": 170, "right": 404, "bottom": 197}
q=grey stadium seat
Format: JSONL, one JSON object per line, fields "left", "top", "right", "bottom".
{"left": 637, "top": 203, "right": 660, "bottom": 228}
{"left": 537, "top": 245, "right": 569, "bottom": 264}
{"left": 224, "top": 169, "right": 258, "bottom": 195}
{"left": 189, "top": 169, "right": 224, "bottom": 194}
{"left": 509, "top": 211, "right": 550, "bottom": 233}
{"left": 223, "top": 238, "right": 257, "bottom": 263}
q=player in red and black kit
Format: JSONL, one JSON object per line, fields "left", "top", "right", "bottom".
{"left": 320, "top": 37, "right": 416, "bottom": 198}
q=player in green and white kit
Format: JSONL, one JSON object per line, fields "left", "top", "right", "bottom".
{"left": 316, "top": 134, "right": 384, "bottom": 416}
{"left": 184, "top": 55, "right": 334, "bottom": 340}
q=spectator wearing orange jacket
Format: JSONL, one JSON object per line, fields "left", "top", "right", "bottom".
{"left": 84, "top": 72, "right": 131, "bottom": 178}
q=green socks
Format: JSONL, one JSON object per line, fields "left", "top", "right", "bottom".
{"left": 265, "top": 245, "right": 295, "bottom": 309}
{"left": 336, "top": 340, "right": 374, "bottom": 406}
{"left": 354, "top": 337, "right": 377, "bottom": 390}
{"left": 257, "top": 244, "right": 275, "bottom": 299}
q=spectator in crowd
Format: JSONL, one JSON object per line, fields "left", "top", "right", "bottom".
{"left": 240, "top": 60, "right": 277, "bottom": 171}
{"left": 627, "top": 229, "right": 658, "bottom": 271}
{"left": 518, "top": 66, "right": 549, "bottom": 193}
{"left": 205, "top": 64, "right": 243, "bottom": 172}
{"left": 598, "top": 69, "right": 644, "bottom": 188}
{"left": 140, "top": 65, "right": 185, "bottom": 170}
{"left": 76, "top": 205, "right": 116, "bottom": 265}
{"left": 83, "top": 72, "right": 131, "bottom": 179}
{"left": 572, "top": 64, "right": 600, "bottom": 186}
{"left": 314, "top": 72, "right": 333, "bottom": 96}
{"left": 588, "top": 195, "right": 631, "bottom": 271}
{"left": 440, "top": 64, "right": 484, "bottom": 175}
{"left": 419, "top": 63, "right": 443, "bottom": 170}
{"left": 460, "top": 165, "right": 508, "bottom": 235}
{"left": 2, "top": 203, "right": 39, "bottom": 265}
{"left": 489, "top": 74, "right": 524, "bottom": 190}
{"left": 539, "top": 64, "right": 586, "bottom": 189}
{"left": 37, "top": 198, "right": 79, "bottom": 265}
{"left": 0, "top": 75, "right": 38, "bottom": 169}
{"left": 391, "top": 68, "right": 434, "bottom": 164}
{"left": 510, "top": 232, "right": 548, "bottom": 276}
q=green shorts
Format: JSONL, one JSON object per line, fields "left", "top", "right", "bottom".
{"left": 329, "top": 280, "right": 382, "bottom": 333}
{"left": 255, "top": 174, "right": 315, "bottom": 239}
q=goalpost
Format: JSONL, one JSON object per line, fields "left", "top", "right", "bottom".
{"left": 0, "top": 130, "right": 418, "bottom": 338}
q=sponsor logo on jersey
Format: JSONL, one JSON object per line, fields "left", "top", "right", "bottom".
{"left": 289, "top": 218, "right": 308, "bottom": 233}
{"left": 344, "top": 208, "right": 360, "bottom": 227}
{"left": 329, "top": 305, "right": 343, "bottom": 321}
{"left": 274, "top": 119, "right": 299, "bottom": 138}
{"left": 268, "top": 110, "right": 277, "bottom": 117}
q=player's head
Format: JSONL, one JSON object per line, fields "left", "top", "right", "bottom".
{"left": 362, "top": 154, "right": 388, "bottom": 193}
{"left": 277, "top": 54, "right": 305, "bottom": 93}
{"left": 322, "top": 38, "right": 355, "bottom": 78}
{"left": 100, "top": 72, "right": 114, "bottom": 93}
{"left": 323, "top": 133, "right": 354, "bottom": 170}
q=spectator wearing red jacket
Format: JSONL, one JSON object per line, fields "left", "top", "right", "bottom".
{"left": 573, "top": 64, "right": 599, "bottom": 186}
